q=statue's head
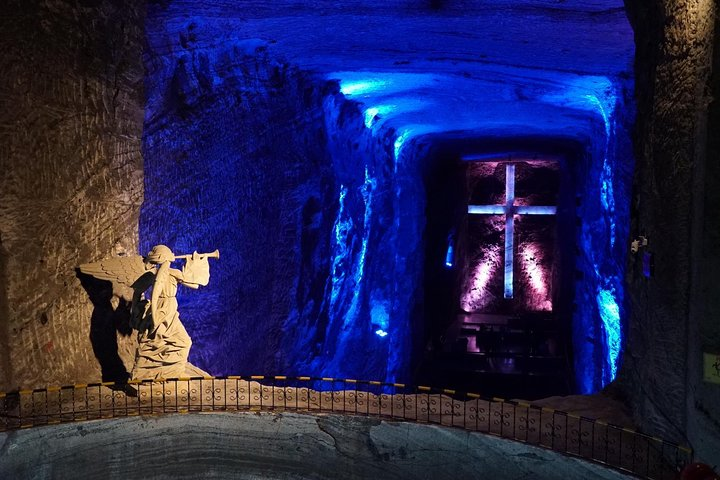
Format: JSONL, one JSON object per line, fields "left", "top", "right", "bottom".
{"left": 146, "top": 244, "right": 175, "bottom": 264}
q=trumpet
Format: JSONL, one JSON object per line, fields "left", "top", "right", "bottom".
{"left": 174, "top": 249, "right": 220, "bottom": 260}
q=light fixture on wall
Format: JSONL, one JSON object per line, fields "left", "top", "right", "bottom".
{"left": 630, "top": 235, "right": 653, "bottom": 278}
{"left": 445, "top": 229, "right": 456, "bottom": 268}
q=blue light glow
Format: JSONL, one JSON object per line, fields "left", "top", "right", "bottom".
{"left": 361, "top": 99, "right": 432, "bottom": 130}
{"left": 583, "top": 91, "right": 618, "bottom": 246}
{"left": 601, "top": 161, "right": 616, "bottom": 247}
{"left": 343, "top": 167, "right": 376, "bottom": 325}
{"left": 540, "top": 76, "right": 615, "bottom": 119}
{"left": 363, "top": 105, "right": 396, "bottom": 128}
{"left": 371, "top": 301, "right": 389, "bottom": 331}
{"left": 394, "top": 128, "right": 413, "bottom": 160}
{"left": 391, "top": 124, "right": 435, "bottom": 166}
{"left": 333, "top": 72, "right": 437, "bottom": 98}
{"left": 541, "top": 76, "right": 628, "bottom": 392}
{"left": 597, "top": 288, "right": 622, "bottom": 382}
{"left": 340, "top": 80, "right": 388, "bottom": 96}
{"left": 329, "top": 185, "right": 351, "bottom": 311}
{"left": 364, "top": 107, "right": 380, "bottom": 128}
{"left": 445, "top": 244, "right": 454, "bottom": 268}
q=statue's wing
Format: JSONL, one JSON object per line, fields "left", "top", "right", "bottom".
{"left": 79, "top": 255, "right": 148, "bottom": 288}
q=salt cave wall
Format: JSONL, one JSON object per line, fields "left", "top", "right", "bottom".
{"left": 141, "top": 18, "right": 426, "bottom": 382}
{"left": 621, "top": 0, "right": 720, "bottom": 463}
{"left": 140, "top": 0, "right": 638, "bottom": 390}
{"left": 0, "top": 0, "right": 144, "bottom": 390}
{"left": 141, "top": 29, "right": 336, "bottom": 376}
{"left": 291, "top": 92, "right": 427, "bottom": 383}
{"left": 573, "top": 85, "right": 635, "bottom": 394}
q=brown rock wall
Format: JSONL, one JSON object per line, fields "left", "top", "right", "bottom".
{"left": 622, "top": 0, "right": 719, "bottom": 463}
{"left": 0, "top": 0, "right": 145, "bottom": 390}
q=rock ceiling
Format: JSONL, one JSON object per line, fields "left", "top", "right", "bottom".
{"left": 148, "top": 0, "right": 634, "bottom": 150}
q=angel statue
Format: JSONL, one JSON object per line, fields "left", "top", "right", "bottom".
{"left": 79, "top": 245, "right": 219, "bottom": 380}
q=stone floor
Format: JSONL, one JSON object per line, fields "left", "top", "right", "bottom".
{"left": 0, "top": 379, "right": 687, "bottom": 479}
{"left": 0, "top": 411, "right": 634, "bottom": 479}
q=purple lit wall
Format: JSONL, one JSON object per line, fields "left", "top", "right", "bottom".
{"left": 462, "top": 161, "right": 559, "bottom": 314}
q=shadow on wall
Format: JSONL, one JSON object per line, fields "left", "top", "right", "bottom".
{"left": 76, "top": 271, "right": 133, "bottom": 383}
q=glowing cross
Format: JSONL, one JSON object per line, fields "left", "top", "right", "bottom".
{"left": 468, "top": 164, "right": 556, "bottom": 298}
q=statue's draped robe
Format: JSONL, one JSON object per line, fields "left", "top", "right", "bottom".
{"left": 132, "top": 257, "right": 209, "bottom": 379}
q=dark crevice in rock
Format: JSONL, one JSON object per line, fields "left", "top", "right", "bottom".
{"left": 316, "top": 415, "right": 385, "bottom": 461}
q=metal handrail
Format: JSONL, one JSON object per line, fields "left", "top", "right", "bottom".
{"left": 0, "top": 376, "right": 692, "bottom": 479}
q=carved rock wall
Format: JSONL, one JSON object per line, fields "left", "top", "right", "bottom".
{"left": 621, "top": 0, "right": 719, "bottom": 464}
{"left": 140, "top": 19, "right": 427, "bottom": 383}
{"left": 140, "top": 28, "right": 337, "bottom": 376}
{"left": 0, "top": 0, "right": 145, "bottom": 390}
{"left": 283, "top": 92, "right": 428, "bottom": 383}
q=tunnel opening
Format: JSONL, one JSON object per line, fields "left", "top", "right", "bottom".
{"left": 416, "top": 137, "right": 583, "bottom": 399}
{"left": 331, "top": 65, "right": 635, "bottom": 394}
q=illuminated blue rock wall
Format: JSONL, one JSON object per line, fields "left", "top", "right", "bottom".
{"left": 140, "top": 2, "right": 636, "bottom": 391}
{"left": 283, "top": 93, "right": 427, "bottom": 383}
{"left": 572, "top": 87, "right": 635, "bottom": 393}
{"left": 141, "top": 28, "right": 424, "bottom": 382}
{"left": 141, "top": 37, "right": 337, "bottom": 376}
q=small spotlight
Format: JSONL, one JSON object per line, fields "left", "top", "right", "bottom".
{"left": 445, "top": 230, "right": 456, "bottom": 268}
{"left": 445, "top": 245, "right": 454, "bottom": 268}
{"left": 375, "top": 329, "right": 388, "bottom": 337}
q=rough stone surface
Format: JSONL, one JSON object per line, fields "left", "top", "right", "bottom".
{"left": 2, "top": 0, "right": 719, "bottom": 467}
{"left": 621, "top": 0, "right": 720, "bottom": 465}
{"left": 141, "top": 0, "right": 636, "bottom": 392}
{"left": 140, "top": 37, "right": 338, "bottom": 377}
{"left": 0, "top": 412, "right": 632, "bottom": 479}
{"left": 0, "top": 1, "right": 145, "bottom": 390}
{"left": 139, "top": 26, "right": 427, "bottom": 381}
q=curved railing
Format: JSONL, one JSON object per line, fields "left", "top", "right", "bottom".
{"left": 0, "top": 376, "right": 691, "bottom": 479}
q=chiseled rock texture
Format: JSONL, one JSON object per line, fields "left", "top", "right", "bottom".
{"left": 140, "top": 26, "right": 423, "bottom": 382}
{"left": 621, "top": 0, "right": 720, "bottom": 465}
{"left": 140, "top": 37, "right": 337, "bottom": 377}
{"left": 141, "top": 0, "right": 636, "bottom": 391}
{"left": 0, "top": 0, "right": 145, "bottom": 390}
{"left": 0, "top": 412, "right": 631, "bottom": 479}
